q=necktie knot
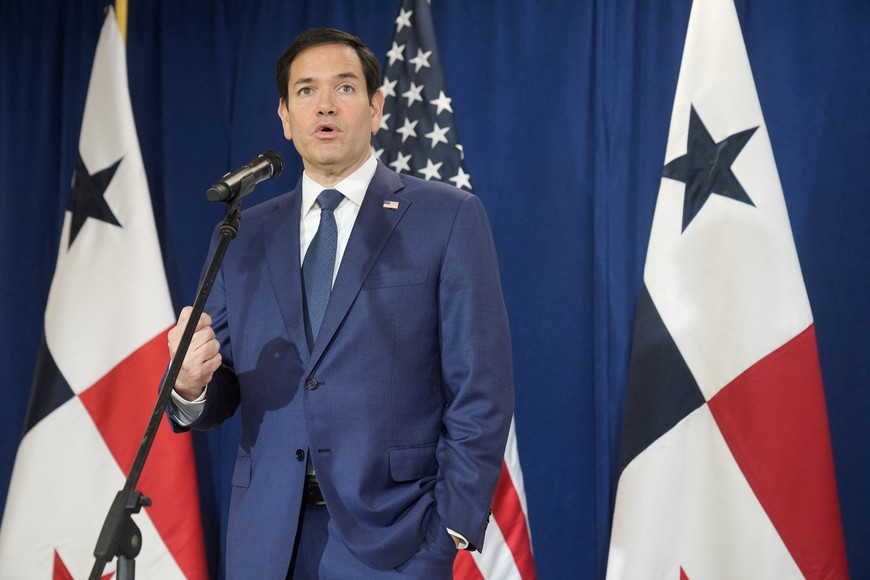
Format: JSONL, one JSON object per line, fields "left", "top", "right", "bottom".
{"left": 317, "top": 188, "right": 344, "bottom": 212}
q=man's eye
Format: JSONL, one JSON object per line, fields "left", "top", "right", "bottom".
{"left": 299, "top": 87, "right": 313, "bottom": 96}
{"left": 338, "top": 85, "right": 354, "bottom": 94}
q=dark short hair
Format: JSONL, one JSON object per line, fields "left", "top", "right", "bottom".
{"left": 276, "top": 28, "right": 381, "bottom": 105}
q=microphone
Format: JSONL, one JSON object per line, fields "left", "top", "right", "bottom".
{"left": 206, "top": 150, "right": 284, "bottom": 203}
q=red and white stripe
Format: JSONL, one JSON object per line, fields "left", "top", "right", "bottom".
{"left": 454, "top": 418, "right": 537, "bottom": 580}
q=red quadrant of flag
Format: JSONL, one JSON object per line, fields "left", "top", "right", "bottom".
{"left": 78, "top": 329, "right": 207, "bottom": 579}
{"left": 708, "top": 325, "right": 849, "bottom": 578}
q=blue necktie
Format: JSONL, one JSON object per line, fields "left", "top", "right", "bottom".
{"left": 303, "top": 188, "right": 344, "bottom": 349}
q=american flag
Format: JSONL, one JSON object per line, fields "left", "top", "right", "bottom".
{"left": 373, "top": 0, "right": 472, "bottom": 192}
{"left": 375, "top": 2, "right": 536, "bottom": 579}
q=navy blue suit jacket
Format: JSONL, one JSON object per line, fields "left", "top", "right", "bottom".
{"left": 173, "top": 162, "right": 514, "bottom": 577}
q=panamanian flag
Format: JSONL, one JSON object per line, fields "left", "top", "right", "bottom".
{"left": 0, "top": 8, "right": 207, "bottom": 579}
{"left": 606, "top": 0, "right": 850, "bottom": 578}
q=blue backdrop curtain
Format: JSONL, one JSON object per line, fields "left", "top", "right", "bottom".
{"left": 1, "top": 1, "right": 868, "bottom": 578}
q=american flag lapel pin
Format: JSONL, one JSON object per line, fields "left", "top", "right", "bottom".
{"left": 383, "top": 200, "right": 400, "bottom": 210}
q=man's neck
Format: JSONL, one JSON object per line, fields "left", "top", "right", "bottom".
{"left": 304, "top": 151, "right": 373, "bottom": 189}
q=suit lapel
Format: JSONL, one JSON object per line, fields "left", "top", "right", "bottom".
{"left": 261, "top": 184, "right": 309, "bottom": 356}
{"left": 308, "top": 164, "right": 408, "bottom": 366}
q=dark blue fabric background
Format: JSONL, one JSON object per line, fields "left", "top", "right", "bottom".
{"left": 1, "top": 1, "right": 868, "bottom": 577}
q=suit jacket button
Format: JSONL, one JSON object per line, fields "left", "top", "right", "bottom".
{"left": 295, "top": 449, "right": 305, "bottom": 461}
{"left": 305, "top": 378, "right": 319, "bottom": 390}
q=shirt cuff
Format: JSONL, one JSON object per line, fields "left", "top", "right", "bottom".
{"left": 169, "top": 387, "right": 207, "bottom": 426}
{"left": 446, "top": 527, "right": 469, "bottom": 550}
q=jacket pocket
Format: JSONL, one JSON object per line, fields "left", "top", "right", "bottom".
{"left": 231, "top": 454, "right": 252, "bottom": 488}
{"left": 388, "top": 443, "right": 438, "bottom": 482}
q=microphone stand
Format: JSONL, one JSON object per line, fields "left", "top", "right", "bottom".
{"left": 89, "top": 198, "right": 243, "bottom": 580}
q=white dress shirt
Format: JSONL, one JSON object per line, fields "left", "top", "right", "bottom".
{"left": 299, "top": 155, "right": 377, "bottom": 284}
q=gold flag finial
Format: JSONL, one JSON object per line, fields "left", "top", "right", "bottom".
{"left": 115, "top": 0, "right": 127, "bottom": 43}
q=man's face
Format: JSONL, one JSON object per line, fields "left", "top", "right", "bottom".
{"left": 278, "top": 43, "right": 383, "bottom": 184}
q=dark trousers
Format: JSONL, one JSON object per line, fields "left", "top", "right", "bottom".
{"left": 288, "top": 504, "right": 456, "bottom": 579}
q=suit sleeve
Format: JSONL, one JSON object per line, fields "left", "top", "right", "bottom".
{"left": 434, "top": 193, "right": 515, "bottom": 551}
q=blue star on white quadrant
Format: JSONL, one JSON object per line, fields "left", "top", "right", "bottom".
{"left": 662, "top": 105, "right": 758, "bottom": 231}
{"left": 67, "top": 154, "right": 123, "bottom": 248}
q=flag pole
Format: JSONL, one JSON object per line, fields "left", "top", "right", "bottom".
{"left": 114, "top": 0, "right": 127, "bottom": 44}
{"left": 89, "top": 200, "right": 243, "bottom": 580}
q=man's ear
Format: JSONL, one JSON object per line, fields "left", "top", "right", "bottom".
{"left": 278, "top": 98, "right": 292, "bottom": 140}
{"left": 369, "top": 89, "right": 385, "bottom": 134}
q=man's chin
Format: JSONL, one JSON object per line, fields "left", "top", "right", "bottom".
{"left": 308, "top": 149, "right": 370, "bottom": 171}
{"left": 303, "top": 144, "right": 345, "bottom": 164}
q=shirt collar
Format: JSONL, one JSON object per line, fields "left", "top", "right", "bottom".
{"left": 301, "top": 154, "right": 378, "bottom": 214}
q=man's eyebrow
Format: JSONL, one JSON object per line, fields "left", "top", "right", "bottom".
{"left": 293, "top": 72, "right": 360, "bottom": 86}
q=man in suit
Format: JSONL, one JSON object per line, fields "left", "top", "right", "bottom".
{"left": 167, "top": 28, "right": 514, "bottom": 578}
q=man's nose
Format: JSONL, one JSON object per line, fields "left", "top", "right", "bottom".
{"left": 316, "top": 92, "right": 337, "bottom": 115}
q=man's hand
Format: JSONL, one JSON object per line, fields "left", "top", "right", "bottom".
{"left": 168, "top": 306, "right": 222, "bottom": 401}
